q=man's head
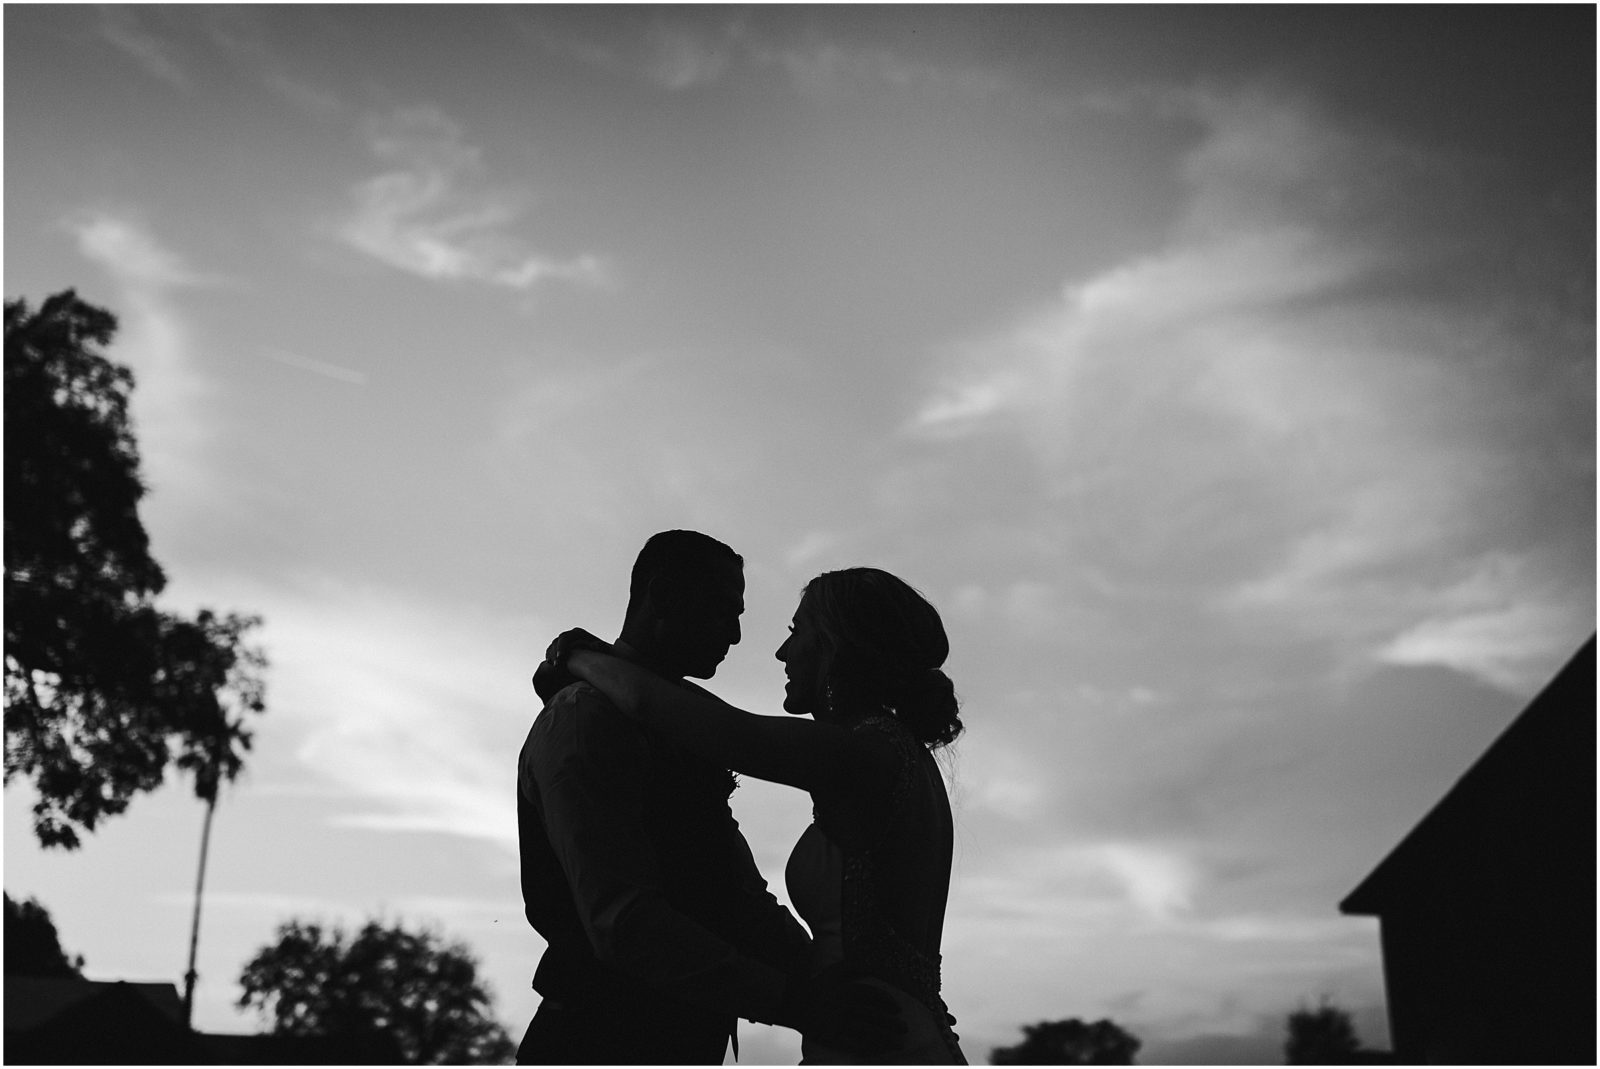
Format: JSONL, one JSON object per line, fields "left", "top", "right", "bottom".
{"left": 619, "top": 530, "right": 745, "bottom": 680}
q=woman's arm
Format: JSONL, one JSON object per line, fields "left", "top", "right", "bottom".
{"left": 567, "top": 649, "right": 893, "bottom": 795}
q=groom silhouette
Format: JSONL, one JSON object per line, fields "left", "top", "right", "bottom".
{"left": 517, "top": 530, "right": 899, "bottom": 1064}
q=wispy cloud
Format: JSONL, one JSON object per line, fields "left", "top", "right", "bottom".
{"left": 518, "top": 13, "right": 742, "bottom": 91}
{"left": 148, "top": 889, "right": 356, "bottom": 919}
{"left": 904, "top": 88, "right": 1593, "bottom": 693}
{"left": 66, "top": 211, "right": 215, "bottom": 496}
{"left": 524, "top": 14, "right": 1011, "bottom": 103}
{"left": 261, "top": 346, "right": 368, "bottom": 386}
{"left": 202, "top": 6, "right": 345, "bottom": 120}
{"left": 71, "top": 211, "right": 217, "bottom": 289}
{"left": 236, "top": 574, "right": 551, "bottom": 850}
{"left": 782, "top": 530, "right": 846, "bottom": 571}
{"left": 944, "top": 833, "right": 1381, "bottom": 1052}
{"left": 755, "top": 38, "right": 1012, "bottom": 102}
{"left": 337, "top": 107, "right": 606, "bottom": 291}
{"left": 94, "top": 6, "right": 189, "bottom": 90}
{"left": 1377, "top": 551, "right": 1593, "bottom": 693}
{"left": 640, "top": 22, "right": 737, "bottom": 90}
{"left": 488, "top": 350, "right": 783, "bottom": 536}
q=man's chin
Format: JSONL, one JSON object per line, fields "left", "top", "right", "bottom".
{"left": 684, "top": 658, "right": 725, "bottom": 680}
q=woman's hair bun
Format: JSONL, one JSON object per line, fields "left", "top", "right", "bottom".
{"left": 896, "top": 666, "right": 962, "bottom": 749}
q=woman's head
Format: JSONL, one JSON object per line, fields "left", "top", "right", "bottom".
{"left": 775, "top": 567, "right": 963, "bottom": 749}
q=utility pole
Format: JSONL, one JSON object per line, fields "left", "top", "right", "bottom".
{"left": 182, "top": 743, "right": 222, "bottom": 1031}
{"left": 182, "top": 788, "right": 217, "bottom": 1030}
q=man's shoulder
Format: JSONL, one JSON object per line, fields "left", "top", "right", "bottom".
{"left": 541, "top": 679, "right": 611, "bottom": 713}
{"left": 528, "top": 682, "right": 645, "bottom": 754}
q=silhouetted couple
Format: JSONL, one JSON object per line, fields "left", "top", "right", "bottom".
{"left": 516, "top": 530, "right": 967, "bottom": 1064}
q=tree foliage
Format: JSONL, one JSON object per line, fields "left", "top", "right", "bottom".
{"left": 237, "top": 918, "right": 516, "bottom": 1065}
{"left": 4, "top": 290, "right": 267, "bottom": 848}
{"left": 3, "top": 893, "right": 85, "bottom": 977}
{"left": 990, "top": 1017, "right": 1142, "bottom": 1064}
{"left": 1285, "top": 1000, "right": 1363, "bottom": 1064}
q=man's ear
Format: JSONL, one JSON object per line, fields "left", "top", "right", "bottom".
{"left": 644, "top": 572, "right": 684, "bottom": 618}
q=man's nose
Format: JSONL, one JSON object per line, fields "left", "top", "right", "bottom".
{"left": 775, "top": 635, "right": 788, "bottom": 662}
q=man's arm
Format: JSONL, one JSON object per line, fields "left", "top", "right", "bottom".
{"left": 726, "top": 815, "right": 813, "bottom": 974}
{"left": 524, "top": 685, "right": 794, "bottom": 1022}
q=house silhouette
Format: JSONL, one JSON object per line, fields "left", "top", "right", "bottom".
{"left": 4, "top": 977, "right": 203, "bottom": 1064}
{"left": 4, "top": 976, "right": 403, "bottom": 1064}
{"left": 1341, "top": 635, "right": 1596, "bottom": 1064}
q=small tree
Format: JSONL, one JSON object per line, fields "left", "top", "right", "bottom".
{"left": 5, "top": 290, "right": 267, "bottom": 848}
{"left": 4, "top": 893, "right": 85, "bottom": 977}
{"left": 991, "top": 1018, "right": 1142, "bottom": 1064}
{"left": 1285, "top": 1000, "right": 1362, "bottom": 1064}
{"left": 238, "top": 918, "right": 515, "bottom": 1065}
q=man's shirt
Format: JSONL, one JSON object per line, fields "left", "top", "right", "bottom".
{"left": 518, "top": 680, "right": 809, "bottom": 1025}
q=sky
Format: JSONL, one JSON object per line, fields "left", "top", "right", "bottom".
{"left": 3, "top": 4, "right": 1594, "bottom": 1064}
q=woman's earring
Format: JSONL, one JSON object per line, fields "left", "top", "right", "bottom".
{"left": 824, "top": 682, "right": 836, "bottom": 716}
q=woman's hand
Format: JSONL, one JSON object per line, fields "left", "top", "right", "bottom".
{"left": 531, "top": 627, "right": 611, "bottom": 701}
{"left": 546, "top": 627, "right": 610, "bottom": 671}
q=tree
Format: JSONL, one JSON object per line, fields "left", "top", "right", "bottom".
{"left": 990, "top": 1018, "right": 1142, "bottom": 1064}
{"left": 4, "top": 893, "right": 85, "bottom": 977}
{"left": 1285, "top": 1000, "right": 1363, "bottom": 1064}
{"left": 238, "top": 918, "right": 516, "bottom": 1065}
{"left": 4, "top": 290, "right": 267, "bottom": 848}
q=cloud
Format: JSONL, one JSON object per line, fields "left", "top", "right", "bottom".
{"left": 94, "top": 6, "right": 189, "bottom": 89}
{"left": 524, "top": 14, "right": 1012, "bottom": 103}
{"left": 961, "top": 737, "right": 1054, "bottom": 823}
{"left": 904, "top": 88, "right": 1593, "bottom": 688}
{"left": 149, "top": 889, "right": 357, "bottom": 919}
{"left": 1377, "top": 551, "right": 1593, "bottom": 692}
{"left": 338, "top": 107, "right": 607, "bottom": 290}
{"left": 71, "top": 212, "right": 216, "bottom": 289}
{"left": 885, "top": 90, "right": 1588, "bottom": 1056}
{"left": 955, "top": 839, "right": 1199, "bottom": 930}
{"left": 782, "top": 530, "right": 846, "bottom": 571}
{"left": 943, "top": 831, "right": 1384, "bottom": 1055}
{"left": 759, "top": 39, "right": 1012, "bottom": 102}
{"left": 261, "top": 346, "right": 368, "bottom": 386}
{"left": 641, "top": 23, "right": 735, "bottom": 90}
{"left": 201, "top": 7, "right": 345, "bottom": 120}
{"left": 518, "top": 13, "right": 743, "bottom": 91}
{"left": 66, "top": 211, "right": 215, "bottom": 497}
{"left": 234, "top": 574, "right": 551, "bottom": 849}
{"left": 487, "top": 349, "right": 795, "bottom": 540}
{"left": 1090, "top": 841, "right": 1201, "bottom": 922}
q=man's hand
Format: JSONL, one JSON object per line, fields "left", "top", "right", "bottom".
{"left": 779, "top": 972, "right": 907, "bottom": 1055}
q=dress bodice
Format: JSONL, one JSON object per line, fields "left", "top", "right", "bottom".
{"left": 783, "top": 715, "right": 965, "bottom": 1064}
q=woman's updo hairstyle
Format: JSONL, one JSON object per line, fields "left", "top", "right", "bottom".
{"left": 802, "top": 567, "right": 964, "bottom": 749}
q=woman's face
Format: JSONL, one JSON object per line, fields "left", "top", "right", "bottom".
{"left": 775, "top": 598, "right": 829, "bottom": 717}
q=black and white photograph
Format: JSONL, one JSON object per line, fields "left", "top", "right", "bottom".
{"left": 5, "top": 5, "right": 1594, "bottom": 1065}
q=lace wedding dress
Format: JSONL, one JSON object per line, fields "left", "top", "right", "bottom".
{"left": 784, "top": 716, "right": 967, "bottom": 1065}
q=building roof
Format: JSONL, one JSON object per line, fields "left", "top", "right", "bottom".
{"left": 4, "top": 976, "right": 185, "bottom": 1032}
{"left": 1341, "top": 635, "right": 1596, "bottom": 916}
{"left": 199, "top": 1029, "right": 407, "bottom": 1064}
